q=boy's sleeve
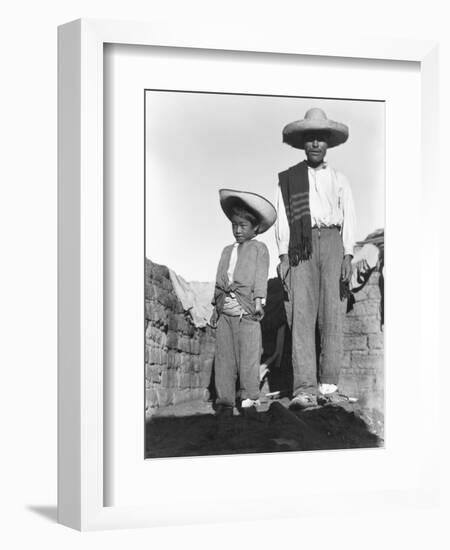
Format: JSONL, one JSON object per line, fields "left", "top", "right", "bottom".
{"left": 254, "top": 243, "right": 270, "bottom": 300}
{"left": 212, "top": 247, "right": 226, "bottom": 305}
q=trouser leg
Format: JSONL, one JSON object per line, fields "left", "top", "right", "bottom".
{"left": 238, "top": 316, "right": 262, "bottom": 401}
{"left": 285, "top": 236, "right": 320, "bottom": 395}
{"left": 214, "top": 315, "right": 238, "bottom": 407}
{"left": 318, "top": 228, "right": 344, "bottom": 385}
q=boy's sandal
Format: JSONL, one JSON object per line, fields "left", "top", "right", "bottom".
{"left": 241, "top": 398, "right": 260, "bottom": 409}
{"left": 215, "top": 404, "right": 234, "bottom": 417}
{"left": 288, "top": 393, "right": 318, "bottom": 410}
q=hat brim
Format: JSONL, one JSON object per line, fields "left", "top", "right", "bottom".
{"left": 282, "top": 119, "right": 349, "bottom": 149}
{"left": 219, "top": 189, "right": 277, "bottom": 234}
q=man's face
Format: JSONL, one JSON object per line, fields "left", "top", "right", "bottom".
{"left": 303, "top": 131, "right": 329, "bottom": 167}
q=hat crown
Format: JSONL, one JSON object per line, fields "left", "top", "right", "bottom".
{"left": 282, "top": 108, "right": 348, "bottom": 149}
{"left": 219, "top": 189, "right": 277, "bottom": 234}
{"left": 304, "top": 107, "right": 329, "bottom": 121}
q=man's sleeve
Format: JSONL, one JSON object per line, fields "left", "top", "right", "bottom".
{"left": 341, "top": 175, "right": 357, "bottom": 257}
{"left": 275, "top": 181, "right": 290, "bottom": 256}
{"left": 254, "top": 243, "right": 270, "bottom": 300}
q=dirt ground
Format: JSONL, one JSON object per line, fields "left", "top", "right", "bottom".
{"left": 145, "top": 396, "right": 383, "bottom": 459}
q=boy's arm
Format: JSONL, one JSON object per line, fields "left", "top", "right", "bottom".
{"left": 209, "top": 306, "right": 219, "bottom": 328}
{"left": 254, "top": 297, "right": 264, "bottom": 320}
{"left": 212, "top": 246, "right": 228, "bottom": 305}
{"left": 254, "top": 243, "right": 270, "bottom": 301}
{"left": 209, "top": 247, "right": 228, "bottom": 326}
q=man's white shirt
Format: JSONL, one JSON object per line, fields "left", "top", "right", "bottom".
{"left": 275, "top": 163, "right": 356, "bottom": 257}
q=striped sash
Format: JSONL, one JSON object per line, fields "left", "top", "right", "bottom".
{"left": 278, "top": 161, "right": 312, "bottom": 265}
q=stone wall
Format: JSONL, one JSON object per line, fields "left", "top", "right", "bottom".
{"left": 145, "top": 259, "right": 215, "bottom": 416}
{"left": 340, "top": 269, "right": 384, "bottom": 408}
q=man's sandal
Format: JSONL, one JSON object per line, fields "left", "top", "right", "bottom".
{"left": 288, "top": 393, "right": 318, "bottom": 410}
{"left": 317, "top": 391, "right": 358, "bottom": 406}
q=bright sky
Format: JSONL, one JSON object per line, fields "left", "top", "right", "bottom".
{"left": 145, "top": 91, "right": 384, "bottom": 282}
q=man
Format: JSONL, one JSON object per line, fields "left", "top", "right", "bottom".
{"left": 275, "top": 107, "right": 356, "bottom": 408}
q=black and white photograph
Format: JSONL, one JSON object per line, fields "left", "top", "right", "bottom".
{"left": 144, "top": 90, "right": 385, "bottom": 458}
{"left": 4, "top": 1, "right": 447, "bottom": 542}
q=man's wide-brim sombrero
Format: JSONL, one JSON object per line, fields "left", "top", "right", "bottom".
{"left": 219, "top": 189, "right": 277, "bottom": 234}
{"left": 282, "top": 107, "right": 349, "bottom": 149}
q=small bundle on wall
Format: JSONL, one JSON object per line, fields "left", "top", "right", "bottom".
{"left": 145, "top": 259, "right": 216, "bottom": 416}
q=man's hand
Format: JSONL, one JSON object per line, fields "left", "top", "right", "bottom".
{"left": 255, "top": 298, "right": 264, "bottom": 320}
{"left": 209, "top": 308, "right": 219, "bottom": 328}
{"left": 341, "top": 254, "right": 353, "bottom": 283}
{"left": 277, "top": 254, "right": 290, "bottom": 282}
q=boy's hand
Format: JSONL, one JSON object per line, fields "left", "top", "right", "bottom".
{"left": 255, "top": 298, "right": 264, "bottom": 320}
{"left": 209, "top": 308, "right": 219, "bottom": 328}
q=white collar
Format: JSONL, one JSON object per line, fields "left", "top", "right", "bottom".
{"left": 308, "top": 161, "right": 328, "bottom": 171}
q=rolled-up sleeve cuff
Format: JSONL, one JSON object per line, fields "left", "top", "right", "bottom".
{"left": 344, "top": 247, "right": 354, "bottom": 257}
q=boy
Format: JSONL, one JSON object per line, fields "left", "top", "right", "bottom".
{"left": 210, "top": 189, "right": 277, "bottom": 415}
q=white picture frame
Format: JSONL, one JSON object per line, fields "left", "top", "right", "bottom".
{"left": 58, "top": 18, "right": 439, "bottom": 531}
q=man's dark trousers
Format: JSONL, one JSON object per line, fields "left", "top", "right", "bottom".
{"left": 283, "top": 226, "right": 344, "bottom": 395}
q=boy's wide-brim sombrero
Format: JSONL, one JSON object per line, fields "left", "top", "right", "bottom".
{"left": 219, "top": 189, "right": 277, "bottom": 234}
{"left": 282, "top": 108, "right": 349, "bottom": 149}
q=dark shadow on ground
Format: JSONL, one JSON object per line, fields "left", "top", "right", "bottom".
{"left": 145, "top": 401, "right": 382, "bottom": 459}
{"left": 27, "top": 505, "right": 58, "bottom": 523}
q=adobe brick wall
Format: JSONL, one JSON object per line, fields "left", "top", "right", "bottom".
{"left": 145, "top": 258, "right": 384, "bottom": 414}
{"left": 145, "top": 259, "right": 215, "bottom": 416}
{"left": 340, "top": 270, "right": 384, "bottom": 409}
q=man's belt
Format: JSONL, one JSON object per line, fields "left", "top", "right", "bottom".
{"left": 312, "top": 224, "right": 341, "bottom": 230}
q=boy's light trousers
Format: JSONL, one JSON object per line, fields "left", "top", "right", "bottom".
{"left": 215, "top": 314, "right": 261, "bottom": 407}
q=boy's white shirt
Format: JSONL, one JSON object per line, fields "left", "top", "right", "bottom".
{"left": 275, "top": 163, "right": 357, "bottom": 257}
{"left": 227, "top": 242, "right": 240, "bottom": 284}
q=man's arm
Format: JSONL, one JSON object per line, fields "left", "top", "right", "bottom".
{"left": 340, "top": 175, "right": 357, "bottom": 283}
{"left": 275, "top": 183, "right": 290, "bottom": 257}
{"left": 341, "top": 175, "right": 356, "bottom": 258}
{"left": 275, "top": 182, "right": 291, "bottom": 277}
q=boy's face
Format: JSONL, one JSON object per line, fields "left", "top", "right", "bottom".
{"left": 231, "top": 214, "right": 259, "bottom": 244}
